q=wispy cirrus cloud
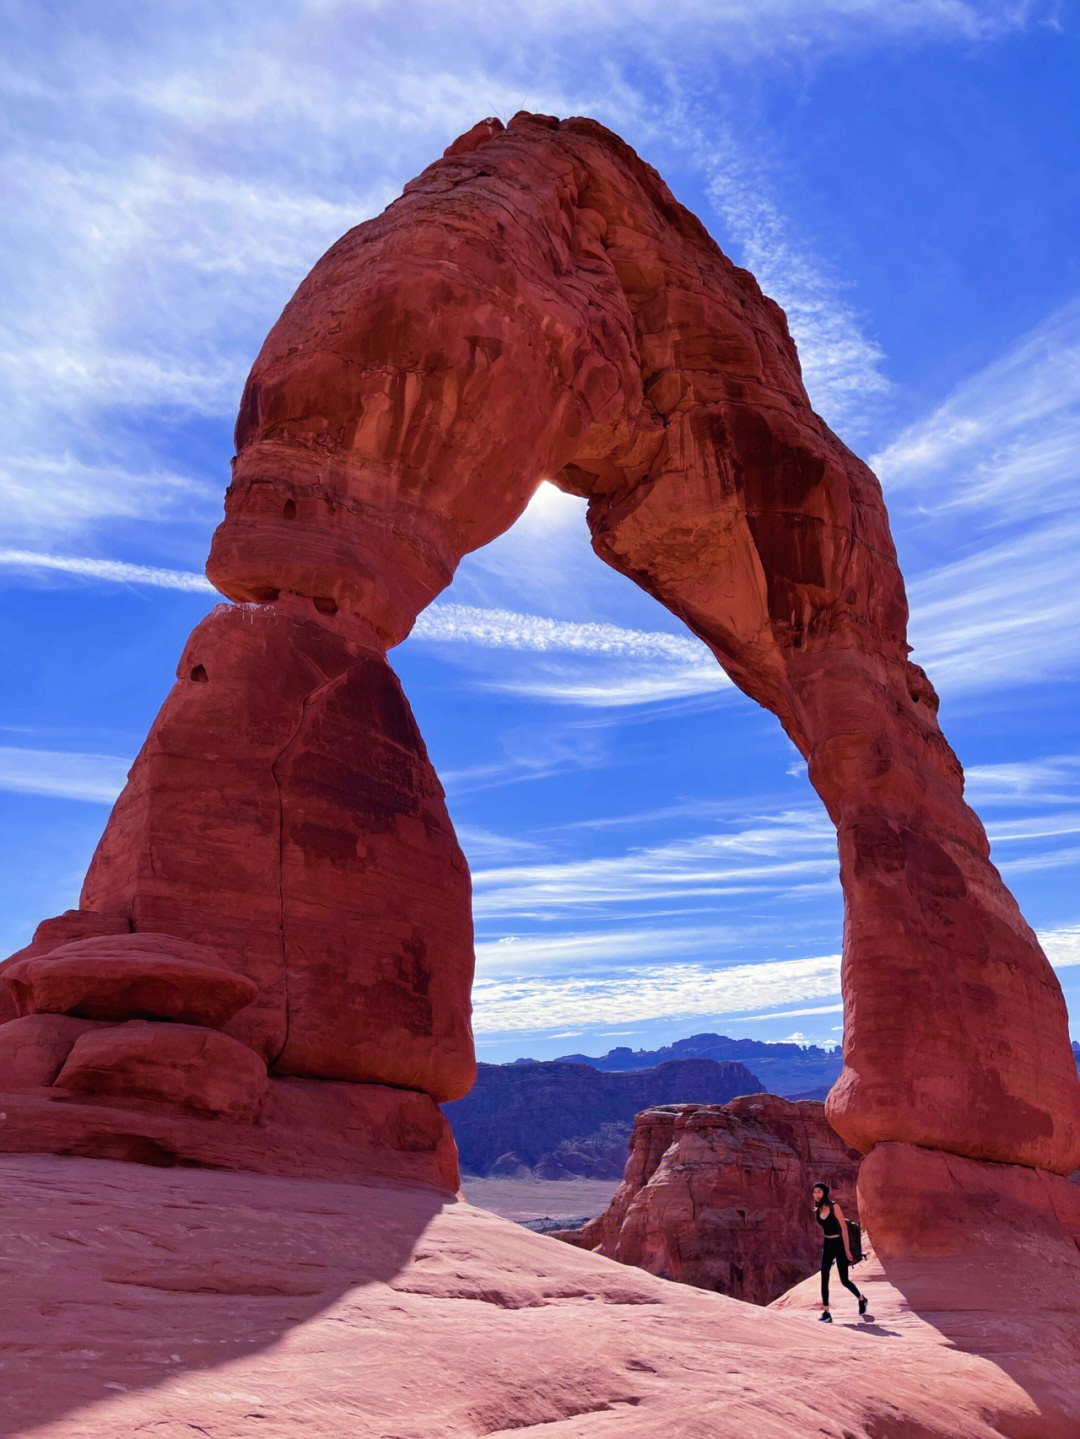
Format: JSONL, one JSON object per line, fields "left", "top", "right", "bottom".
{"left": 964, "top": 755, "right": 1080, "bottom": 807}
{"left": 412, "top": 604, "right": 713, "bottom": 668}
{"left": 905, "top": 515, "right": 1080, "bottom": 695}
{"left": 1041, "top": 924, "right": 1080, "bottom": 970}
{"left": 473, "top": 919, "right": 825, "bottom": 977}
{"left": 0, "top": 550, "right": 216, "bottom": 593}
{"left": 873, "top": 297, "right": 1080, "bottom": 522}
{"left": 0, "top": 746, "right": 132, "bottom": 804}
{"left": 869, "top": 299, "right": 1080, "bottom": 700}
{"left": 471, "top": 919, "right": 1080, "bottom": 1033}
{"left": 471, "top": 951, "right": 844, "bottom": 1032}
{"left": 1, "top": 454, "right": 218, "bottom": 544}
{"left": 471, "top": 808, "right": 837, "bottom": 923}
{"left": 704, "top": 135, "right": 891, "bottom": 436}
{"left": 412, "top": 602, "right": 726, "bottom": 707}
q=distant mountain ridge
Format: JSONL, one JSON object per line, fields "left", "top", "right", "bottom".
{"left": 553, "top": 1032, "right": 844, "bottom": 1099}
{"left": 445, "top": 1057, "right": 763, "bottom": 1178}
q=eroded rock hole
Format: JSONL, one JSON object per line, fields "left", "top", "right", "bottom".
{"left": 190, "top": 664, "right": 208, "bottom": 683}
{"left": 313, "top": 596, "right": 338, "bottom": 616}
{"left": 282, "top": 499, "right": 297, "bottom": 520}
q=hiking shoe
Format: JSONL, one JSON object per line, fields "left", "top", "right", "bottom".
{"left": 819, "top": 1311, "right": 833, "bottom": 1323}
{"left": 858, "top": 1296, "right": 868, "bottom": 1316}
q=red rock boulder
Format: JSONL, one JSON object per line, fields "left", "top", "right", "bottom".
{"left": 559, "top": 1095, "right": 861, "bottom": 1305}
{"left": 0, "top": 910, "right": 130, "bottom": 1024}
{"left": 1, "top": 934, "right": 258, "bottom": 1027}
{"left": 0, "top": 1015, "right": 105, "bottom": 1089}
{"left": 53, "top": 1023, "right": 270, "bottom": 1122}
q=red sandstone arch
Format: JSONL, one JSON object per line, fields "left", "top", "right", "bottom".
{"left": 2, "top": 115, "right": 1078, "bottom": 1203}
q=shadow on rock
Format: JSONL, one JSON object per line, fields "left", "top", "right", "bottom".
{"left": 0, "top": 1154, "right": 449, "bottom": 1439}
{"left": 861, "top": 1143, "right": 1080, "bottom": 1438}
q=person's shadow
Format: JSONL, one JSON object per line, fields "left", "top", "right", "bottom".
{"left": 837, "top": 1315, "right": 902, "bottom": 1337}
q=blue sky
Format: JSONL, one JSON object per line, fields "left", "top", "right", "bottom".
{"left": 2, "top": 0, "right": 1078, "bottom": 1065}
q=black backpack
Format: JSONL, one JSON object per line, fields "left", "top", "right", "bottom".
{"left": 846, "top": 1220, "right": 863, "bottom": 1264}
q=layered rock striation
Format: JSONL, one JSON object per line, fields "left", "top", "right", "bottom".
{"left": 558, "top": 1095, "right": 862, "bottom": 1305}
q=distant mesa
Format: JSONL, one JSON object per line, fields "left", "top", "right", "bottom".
{"left": 554, "top": 1031, "right": 844, "bottom": 1098}
{"left": 445, "top": 1057, "right": 763, "bottom": 1178}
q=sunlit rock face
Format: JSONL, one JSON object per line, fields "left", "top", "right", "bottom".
{"left": 79, "top": 601, "right": 476, "bottom": 1101}
{"left": 1, "top": 113, "right": 1077, "bottom": 1200}
{"left": 556, "top": 1096, "right": 862, "bottom": 1305}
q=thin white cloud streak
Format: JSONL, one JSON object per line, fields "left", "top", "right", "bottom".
{"left": 472, "top": 809, "right": 837, "bottom": 920}
{"left": 1, "top": 456, "right": 218, "bottom": 541}
{"left": 986, "top": 816, "right": 1080, "bottom": 844}
{"left": 964, "top": 756, "right": 1080, "bottom": 806}
{"left": 412, "top": 602, "right": 728, "bottom": 707}
{"left": 872, "top": 298, "right": 1080, "bottom": 520}
{"left": 996, "top": 845, "right": 1080, "bottom": 876}
{"left": 471, "top": 920, "right": 1080, "bottom": 1032}
{"left": 474, "top": 923, "right": 790, "bottom": 976}
{"left": 705, "top": 138, "right": 890, "bottom": 436}
{"left": 489, "top": 665, "right": 729, "bottom": 707}
{"left": 906, "top": 516, "right": 1080, "bottom": 694}
{"left": 454, "top": 826, "right": 548, "bottom": 862}
{"left": 412, "top": 604, "right": 712, "bottom": 667}
{"left": 551, "top": 797, "right": 732, "bottom": 833}
{"left": 877, "top": 303, "right": 1080, "bottom": 689}
{"left": 740, "top": 1003, "right": 844, "bottom": 1023}
{"left": 1041, "top": 924, "right": 1080, "bottom": 969}
{"left": 0, "top": 551, "right": 216, "bottom": 593}
{"left": 471, "top": 952, "right": 843, "bottom": 1032}
{"left": 0, "top": 747, "right": 131, "bottom": 804}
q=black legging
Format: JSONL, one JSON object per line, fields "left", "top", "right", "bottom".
{"left": 821, "top": 1237, "right": 862, "bottom": 1307}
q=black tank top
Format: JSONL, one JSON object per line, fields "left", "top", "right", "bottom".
{"left": 816, "top": 1203, "right": 842, "bottom": 1238}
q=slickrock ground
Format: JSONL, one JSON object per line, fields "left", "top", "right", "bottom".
{"left": 0, "top": 1154, "right": 1069, "bottom": 1439}
{"left": 772, "top": 1250, "right": 1080, "bottom": 1436}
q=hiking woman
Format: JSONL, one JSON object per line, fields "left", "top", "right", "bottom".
{"left": 812, "top": 1182, "right": 866, "bottom": 1323}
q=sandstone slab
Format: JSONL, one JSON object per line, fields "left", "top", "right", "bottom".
{"left": 0, "top": 1154, "right": 1068, "bottom": 1439}
{"left": 1, "top": 932, "right": 258, "bottom": 1026}
{"left": 0, "top": 1076, "right": 459, "bottom": 1189}
{"left": 0, "top": 909, "right": 130, "bottom": 1023}
{"left": 53, "top": 1022, "right": 270, "bottom": 1121}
